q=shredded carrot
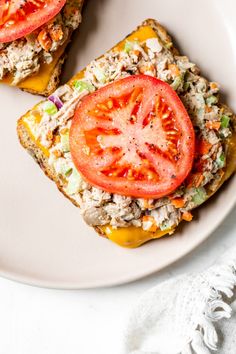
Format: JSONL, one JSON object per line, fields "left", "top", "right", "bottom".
{"left": 210, "top": 82, "right": 218, "bottom": 90}
{"left": 46, "top": 130, "right": 53, "bottom": 141}
{"left": 171, "top": 198, "right": 185, "bottom": 208}
{"left": 142, "top": 215, "right": 157, "bottom": 232}
{"left": 187, "top": 173, "right": 204, "bottom": 188}
{"left": 139, "top": 63, "right": 155, "bottom": 75}
{"left": 54, "top": 135, "right": 61, "bottom": 144}
{"left": 205, "top": 106, "right": 212, "bottom": 113}
{"left": 53, "top": 149, "right": 62, "bottom": 158}
{"left": 198, "top": 139, "right": 212, "bottom": 155}
{"left": 205, "top": 121, "right": 221, "bottom": 130}
{"left": 168, "top": 64, "right": 180, "bottom": 77}
{"left": 37, "top": 29, "right": 52, "bottom": 52}
{"left": 130, "top": 49, "right": 140, "bottom": 57}
{"left": 182, "top": 211, "right": 193, "bottom": 222}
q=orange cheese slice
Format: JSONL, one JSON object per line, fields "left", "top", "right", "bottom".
{"left": 1, "top": 40, "right": 69, "bottom": 94}
{"left": 20, "top": 25, "right": 185, "bottom": 247}
{"left": 100, "top": 225, "right": 173, "bottom": 248}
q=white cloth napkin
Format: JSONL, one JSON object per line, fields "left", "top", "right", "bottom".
{"left": 123, "top": 245, "right": 236, "bottom": 354}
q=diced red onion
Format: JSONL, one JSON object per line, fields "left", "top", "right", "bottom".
{"left": 48, "top": 95, "right": 63, "bottom": 110}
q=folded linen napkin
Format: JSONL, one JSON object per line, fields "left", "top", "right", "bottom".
{"left": 124, "top": 246, "right": 236, "bottom": 354}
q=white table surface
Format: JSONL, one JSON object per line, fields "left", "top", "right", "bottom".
{"left": 0, "top": 206, "right": 235, "bottom": 354}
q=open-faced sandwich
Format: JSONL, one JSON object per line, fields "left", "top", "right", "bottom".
{"left": 0, "top": 0, "right": 84, "bottom": 96}
{"left": 17, "top": 19, "right": 236, "bottom": 248}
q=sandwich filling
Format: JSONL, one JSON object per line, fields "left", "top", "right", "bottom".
{"left": 0, "top": 0, "right": 81, "bottom": 84}
{"left": 22, "top": 26, "right": 235, "bottom": 232}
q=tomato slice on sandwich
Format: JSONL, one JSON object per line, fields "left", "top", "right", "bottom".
{"left": 0, "top": 0, "right": 66, "bottom": 43}
{"left": 70, "top": 75, "right": 195, "bottom": 199}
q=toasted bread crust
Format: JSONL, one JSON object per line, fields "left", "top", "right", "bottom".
{"left": 17, "top": 19, "right": 236, "bottom": 239}
{"left": 17, "top": 120, "right": 79, "bottom": 207}
{"left": 22, "top": 54, "right": 67, "bottom": 97}
{"left": 17, "top": 19, "right": 177, "bottom": 237}
{"left": 17, "top": 119, "right": 105, "bottom": 237}
{"left": 7, "top": 0, "right": 84, "bottom": 97}
{"left": 141, "top": 19, "right": 180, "bottom": 55}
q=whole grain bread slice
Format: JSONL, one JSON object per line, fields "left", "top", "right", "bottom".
{"left": 3, "top": 0, "right": 84, "bottom": 97}
{"left": 18, "top": 19, "right": 174, "bottom": 200}
{"left": 17, "top": 19, "right": 176, "bottom": 238}
{"left": 17, "top": 120, "right": 104, "bottom": 237}
{"left": 17, "top": 19, "right": 236, "bottom": 241}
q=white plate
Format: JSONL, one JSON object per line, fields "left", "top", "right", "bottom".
{"left": 1, "top": 0, "right": 236, "bottom": 289}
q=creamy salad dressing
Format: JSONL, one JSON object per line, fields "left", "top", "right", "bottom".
{"left": 0, "top": 0, "right": 82, "bottom": 84}
{"left": 23, "top": 34, "right": 234, "bottom": 231}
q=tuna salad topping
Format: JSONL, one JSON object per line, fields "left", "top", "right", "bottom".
{"left": 23, "top": 32, "right": 235, "bottom": 231}
{"left": 0, "top": 0, "right": 82, "bottom": 84}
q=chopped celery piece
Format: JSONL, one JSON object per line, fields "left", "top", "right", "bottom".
{"left": 196, "top": 93, "right": 205, "bottom": 118}
{"left": 183, "top": 82, "right": 190, "bottom": 91}
{"left": 206, "top": 95, "right": 218, "bottom": 106}
{"left": 171, "top": 76, "right": 182, "bottom": 90}
{"left": 124, "top": 40, "right": 139, "bottom": 53}
{"left": 73, "top": 80, "right": 95, "bottom": 93}
{"left": 60, "top": 132, "right": 70, "bottom": 153}
{"left": 66, "top": 169, "right": 82, "bottom": 195}
{"left": 53, "top": 159, "right": 72, "bottom": 177}
{"left": 192, "top": 187, "right": 207, "bottom": 206}
{"left": 44, "top": 101, "right": 58, "bottom": 115}
{"left": 93, "top": 67, "right": 107, "bottom": 84}
{"left": 124, "top": 40, "right": 133, "bottom": 53}
{"left": 221, "top": 115, "right": 230, "bottom": 129}
{"left": 217, "top": 153, "right": 225, "bottom": 168}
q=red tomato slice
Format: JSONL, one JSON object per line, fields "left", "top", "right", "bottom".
{"left": 0, "top": 0, "right": 66, "bottom": 43}
{"left": 70, "top": 75, "right": 195, "bottom": 199}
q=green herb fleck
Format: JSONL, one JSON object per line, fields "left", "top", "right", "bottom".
{"left": 206, "top": 95, "right": 218, "bottom": 106}
{"left": 160, "top": 222, "right": 170, "bottom": 231}
{"left": 183, "top": 82, "right": 190, "bottom": 91}
{"left": 221, "top": 115, "right": 230, "bottom": 129}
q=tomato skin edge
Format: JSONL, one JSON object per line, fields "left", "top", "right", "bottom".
{"left": 0, "top": 0, "right": 66, "bottom": 43}
{"left": 70, "top": 75, "right": 195, "bottom": 199}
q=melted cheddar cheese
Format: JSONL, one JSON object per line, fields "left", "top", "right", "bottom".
{"left": 99, "top": 225, "right": 174, "bottom": 248}
{"left": 19, "top": 24, "right": 236, "bottom": 248}
{"left": 1, "top": 40, "right": 69, "bottom": 94}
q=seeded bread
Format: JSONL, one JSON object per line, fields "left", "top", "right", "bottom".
{"left": 18, "top": 19, "right": 174, "bottom": 200}
{"left": 17, "top": 119, "right": 104, "bottom": 237}
{"left": 2, "top": 0, "right": 84, "bottom": 97}
{"left": 17, "top": 19, "right": 176, "bottom": 240}
{"left": 17, "top": 19, "right": 236, "bottom": 241}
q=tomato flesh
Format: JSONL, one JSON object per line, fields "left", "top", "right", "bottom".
{"left": 70, "top": 75, "right": 195, "bottom": 199}
{"left": 0, "top": 0, "right": 66, "bottom": 43}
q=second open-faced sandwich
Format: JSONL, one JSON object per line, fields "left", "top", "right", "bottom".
{"left": 17, "top": 19, "right": 236, "bottom": 248}
{"left": 0, "top": 0, "right": 84, "bottom": 95}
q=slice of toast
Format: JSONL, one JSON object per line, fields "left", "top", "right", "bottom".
{"left": 17, "top": 19, "right": 236, "bottom": 247}
{"left": 1, "top": 0, "right": 84, "bottom": 96}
